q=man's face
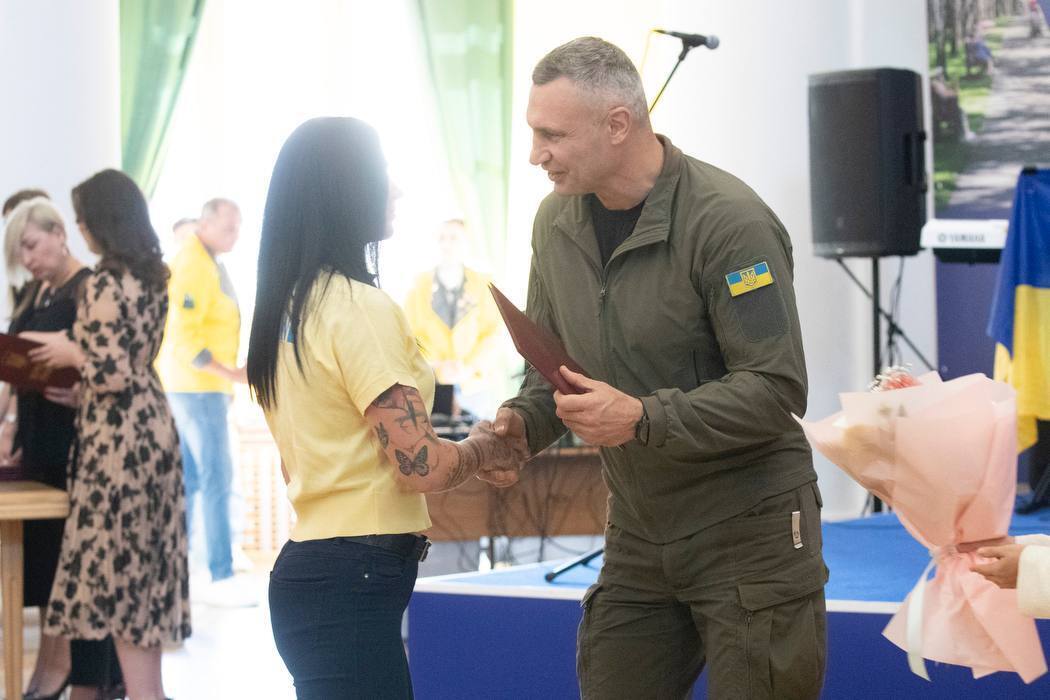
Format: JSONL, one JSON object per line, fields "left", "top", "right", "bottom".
{"left": 436, "top": 221, "right": 466, "bottom": 264}
{"left": 527, "top": 77, "right": 611, "bottom": 196}
{"left": 199, "top": 204, "right": 241, "bottom": 254}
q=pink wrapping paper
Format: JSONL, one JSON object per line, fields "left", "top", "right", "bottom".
{"left": 798, "top": 372, "right": 1046, "bottom": 682}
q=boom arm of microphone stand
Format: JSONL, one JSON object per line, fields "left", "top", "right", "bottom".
{"left": 648, "top": 41, "right": 694, "bottom": 113}
{"left": 544, "top": 546, "right": 604, "bottom": 582}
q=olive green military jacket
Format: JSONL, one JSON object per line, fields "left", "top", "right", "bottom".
{"left": 503, "top": 136, "right": 818, "bottom": 544}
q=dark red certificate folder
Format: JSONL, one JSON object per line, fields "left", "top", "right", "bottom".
{"left": 488, "top": 283, "right": 588, "bottom": 395}
{"left": 0, "top": 333, "right": 80, "bottom": 391}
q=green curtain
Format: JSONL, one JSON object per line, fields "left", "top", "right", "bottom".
{"left": 120, "top": 0, "right": 206, "bottom": 198}
{"left": 417, "top": 0, "right": 514, "bottom": 277}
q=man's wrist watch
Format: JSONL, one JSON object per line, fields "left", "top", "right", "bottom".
{"left": 634, "top": 402, "right": 650, "bottom": 446}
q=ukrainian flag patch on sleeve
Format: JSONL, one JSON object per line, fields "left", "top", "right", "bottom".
{"left": 725, "top": 262, "right": 774, "bottom": 297}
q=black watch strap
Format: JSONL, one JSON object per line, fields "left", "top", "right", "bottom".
{"left": 634, "top": 402, "right": 650, "bottom": 446}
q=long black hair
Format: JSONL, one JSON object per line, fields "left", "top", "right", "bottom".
{"left": 72, "top": 169, "right": 169, "bottom": 290}
{"left": 247, "top": 117, "right": 389, "bottom": 410}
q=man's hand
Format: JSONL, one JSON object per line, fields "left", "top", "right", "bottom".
{"left": 469, "top": 419, "right": 528, "bottom": 488}
{"left": 971, "top": 544, "right": 1025, "bottom": 589}
{"left": 553, "top": 366, "right": 642, "bottom": 447}
{"left": 204, "top": 360, "right": 247, "bottom": 383}
{"left": 477, "top": 407, "right": 530, "bottom": 487}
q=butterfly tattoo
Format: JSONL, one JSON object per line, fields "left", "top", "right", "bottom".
{"left": 395, "top": 446, "right": 430, "bottom": 477}
{"left": 375, "top": 424, "right": 390, "bottom": 449}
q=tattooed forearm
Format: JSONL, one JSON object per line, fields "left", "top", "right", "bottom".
{"left": 448, "top": 439, "right": 484, "bottom": 489}
{"left": 367, "top": 383, "right": 524, "bottom": 493}
{"left": 373, "top": 385, "right": 432, "bottom": 432}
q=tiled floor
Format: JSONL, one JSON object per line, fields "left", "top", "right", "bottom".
{"left": 1, "top": 561, "right": 296, "bottom": 700}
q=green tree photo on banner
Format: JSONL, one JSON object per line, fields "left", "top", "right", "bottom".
{"left": 121, "top": 0, "right": 206, "bottom": 198}
{"left": 417, "top": 0, "right": 513, "bottom": 277}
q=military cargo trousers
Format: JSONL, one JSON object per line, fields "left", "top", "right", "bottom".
{"left": 577, "top": 482, "right": 828, "bottom": 699}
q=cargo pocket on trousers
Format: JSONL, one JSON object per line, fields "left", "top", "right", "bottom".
{"left": 577, "top": 584, "right": 602, "bottom": 692}
{"left": 738, "top": 556, "right": 826, "bottom": 699}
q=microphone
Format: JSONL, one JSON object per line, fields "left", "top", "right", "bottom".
{"left": 654, "top": 29, "right": 720, "bottom": 50}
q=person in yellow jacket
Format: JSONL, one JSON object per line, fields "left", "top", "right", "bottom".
{"left": 157, "top": 198, "right": 255, "bottom": 607}
{"left": 402, "top": 219, "right": 502, "bottom": 417}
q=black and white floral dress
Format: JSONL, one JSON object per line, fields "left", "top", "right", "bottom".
{"left": 45, "top": 267, "right": 191, "bottom": 647}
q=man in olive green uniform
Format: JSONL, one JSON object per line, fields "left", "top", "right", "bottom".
{"left": 489, "top": 37, "right": 828, "bottom": 699}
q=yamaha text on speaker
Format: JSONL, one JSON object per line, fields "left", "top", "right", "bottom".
{"left": 808, "top": 68, "right": 927, "bottom": 258}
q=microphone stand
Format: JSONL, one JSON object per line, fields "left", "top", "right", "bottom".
{"left": 545, "top": 36, "right": 708, "bottom": 584}
{"left": 649, "top": 41, "right": 695, "bottom": 113}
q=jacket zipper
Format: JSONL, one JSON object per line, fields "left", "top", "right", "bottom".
{"left": 598, "top": 272, "right": 612, "bottom": 392}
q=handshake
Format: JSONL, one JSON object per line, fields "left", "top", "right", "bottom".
{"left": 466, "top": 407, "right": 531, "bottom": 488}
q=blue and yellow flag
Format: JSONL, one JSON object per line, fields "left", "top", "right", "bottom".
{"left": 726, "top": 261, "right": 774, "bottom": 297}
{"left": 988, "top": 168, "right": 1050, "bottom": 451}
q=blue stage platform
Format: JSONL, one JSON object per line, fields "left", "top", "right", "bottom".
{"left": 407, "top": 511, "right": 1050, "bottom": 698}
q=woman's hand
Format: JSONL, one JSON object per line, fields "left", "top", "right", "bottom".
{"left": 0, "top": 419, "right": 20, "bottom": 467}
{"left": 21, "top": 331, "right": 82, "bottom": 369}
{"left": 957, "top": 535, "right": 1014, "bottom": 553}
{"left": 0, "top": 446, "right": 22, "bottom": 469}
{"left": 971, "top": 544, "right": 1025, "bottom": 589}
{"left": 44, "top": 383, "right": 81, "bottom": 408}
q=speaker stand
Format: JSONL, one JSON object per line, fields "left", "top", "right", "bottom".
{"left": 834, "top": 256, "right": 937, "bottom": 514}
{"left": 834, "top": 258, "right": 935, "bottom": 374}
{"left": 870, "top": 258, "right": 884, "bottom": 512}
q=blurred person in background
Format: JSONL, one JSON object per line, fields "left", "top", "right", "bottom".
{"left": 3, "top": 197, "right": 124, "bottom": 700}
{"left": 157, "top": 198, "right": 256, "bottom": 607}
{"left": 3, "top": 188, "right": 51, "bottom": 312}
{"left": 171, "top": 216, "right": 197, "bottom": 248}
{"left": 403, "top": 218, "right": 502, "bottom": 419}
{"left": 24, "top": 169, "right": 190, "bottom": 700}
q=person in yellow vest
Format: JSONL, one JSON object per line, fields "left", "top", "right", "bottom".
{"left": 171, "top": 216, "right": 198, "bottom": 249}
{"left": 402, "top": 218, "right": 502, "bottom": 417}
{"left": 157, "top": 198, "right": 255, "bottom": 607}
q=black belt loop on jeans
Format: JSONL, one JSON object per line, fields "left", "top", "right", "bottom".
{"left": 342, "top": 534, "right": 431, "bottom": 562}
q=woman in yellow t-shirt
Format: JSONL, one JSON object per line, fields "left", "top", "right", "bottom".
{"left": 246, "top": 117, "right": 526, "bottom": 699}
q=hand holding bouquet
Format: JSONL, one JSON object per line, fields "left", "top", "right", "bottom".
{"left": 797, "top": 370, "right": 1046, "bottom": 682}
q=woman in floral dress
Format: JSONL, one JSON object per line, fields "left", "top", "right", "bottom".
{"left": 25, "top": 169, "right": 190, "bottom": 700}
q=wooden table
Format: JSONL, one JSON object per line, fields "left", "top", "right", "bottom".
{"left": 425, "top": 446, "right": 607, "bottom": 541}
{"left": 0, "top": 481, "right": 69, "bottom": 700}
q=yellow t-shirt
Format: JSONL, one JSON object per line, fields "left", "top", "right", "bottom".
{"left": 264, "top": 273, "right": 434, "bottom": 541}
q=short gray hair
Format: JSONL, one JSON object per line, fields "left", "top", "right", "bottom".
{"left": 201, "top": 197, "right": 239, "bottom": 219}
{"left": 533, "top": 37, "right": 649, "bottom": 123}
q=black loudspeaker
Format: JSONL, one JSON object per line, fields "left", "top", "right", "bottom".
{"left": 808, "top": 68, "right": 927, "bottom": 258}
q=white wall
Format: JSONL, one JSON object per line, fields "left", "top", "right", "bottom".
{"left": 0, "top": 0, "right": 120, "bottom": 306}
{"left": 512, "top": 1, "right": 935, "bottom": 519}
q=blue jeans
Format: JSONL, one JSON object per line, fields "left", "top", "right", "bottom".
{"left": 269, "top": 537, "right": 419, "bottom": 699}
{"left": 168, "top": 392, "right": 234, "bottom": 581}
